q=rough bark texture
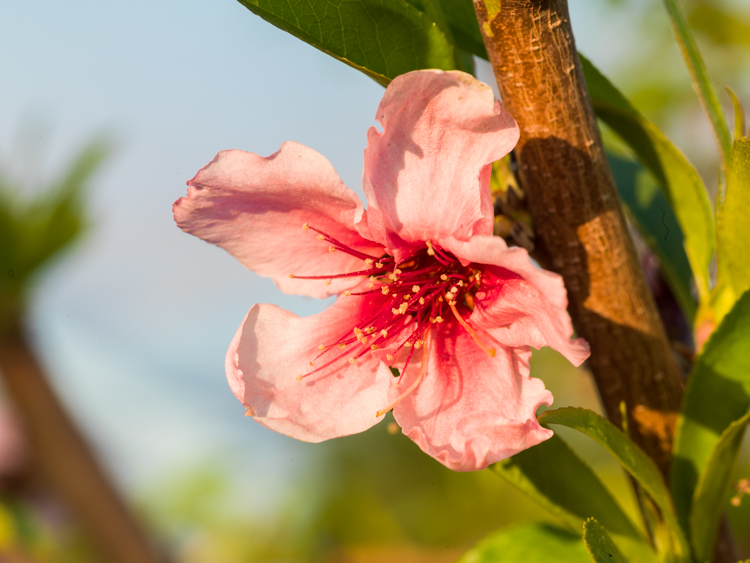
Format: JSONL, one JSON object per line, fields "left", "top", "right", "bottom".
{"left": 0, "top": 314, "right": 166, "bottom": 563}
{"left": 473, "top": 2, "right": 739, "bottom": 559}
{"left": 474, "top": 0, "right": 684, "bottom": 476}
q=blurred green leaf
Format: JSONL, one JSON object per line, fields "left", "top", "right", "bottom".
{"left": 493, "top": 434, "right": 656, "bottom": 563}
{"left": 539, "top": 408, "right": 690, "bottom": 561}
{"left": 580, "top": 55, "right": 714, "bottom": 302}
{"left": 0, "top": 137, "right": 111, "bottom": 312}
{"left": 690, "top": 409, "right": 750, "bottom": 563}
{"left": 662, "top": 0, "right": 733, "bottom": 173}
{"left": 235, "top": 0, "right": 460, "bottom": 86}
{"left": 671, "top": 290, "right": 750, "bottom": 539}
{"left": 456, "top": 522, "right": 590, "bottom": 563}
{"left": 687, "top": 4, "right": 750, "bottom": 48}
{"left": 608, "top": 154, "right": 695, "bottom": 320}
{"left": 583, "top": 518, "right": 626, "bottom": 563}
{"left": 715, "top": 138, "right": 750, "bottom": 322}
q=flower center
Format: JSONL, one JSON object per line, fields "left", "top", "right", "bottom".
{"left": 289, "top": 224, "right": 495, "bottom": 411}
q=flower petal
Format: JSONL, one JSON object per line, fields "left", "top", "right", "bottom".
{"left": 174, "top": 142, "right": 384, "bottom": 299}
{"left": 393, "top": 320, "right": 553, "bottom": 471}
{"left": 226, "top": 295, "right": 394, "bottom": 442}
{"left": 362, "top": 70, "right": 519, "bottom": 256}
{"left": 443, "top": 236, "right": 590, "bottom": 366}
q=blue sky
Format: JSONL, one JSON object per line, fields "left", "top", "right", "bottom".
{"left": 1, "top": 0, "right": 633, "bottom": 516}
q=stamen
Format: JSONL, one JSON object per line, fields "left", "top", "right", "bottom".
{"left": 376, "top": 332, "right": 430, "bottom": 417}
{"left": 329, "top": 246, "right": 336, "bottom": 252}
{"left": 381, "top": 286, "right": 390, "bottom": 295}
{"left": 302, "top": 223, "right": 309, "bottom": 230}
{"left": 344, "top": 291, "right": 351, "bottom": 297}
{"left": 412, "top": 285, "right": 420, "bottom": 293}
{"left": 365, "top": 258, "right": 374, "bottom": 265}
{"left": 444, "top": 294, "right": 495, "bottom": 357}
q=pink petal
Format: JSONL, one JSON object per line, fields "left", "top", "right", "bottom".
{"left": 362, "top": 70, "right": 519, "bottom": 257}
{"left": 174, "top": 142, "right": 384, "bottom": 299}
{"left": 226, "top": 295, "right": 394, "bottom": 442}
{"left": 393, "top": 320, "right": 553, "bottom": 471}
{"left": 443, "top": 236, "right": 590, "bottom": 366}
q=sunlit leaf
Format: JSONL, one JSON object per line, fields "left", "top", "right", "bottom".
{"left": 608, "top": 154, "right": 695, "bottom": 320}
{"left": 539, "top": 408, "right": 690, "bottom": 561}
{"left": 661, "top": 0, "right": 733, "bottom": 173}
{"left": 690, "top": 409, "right": 750, "bottom": 563}
{"left": 235, "top": 0, "right": 460, "bottom": 86}
{"left": 715, "top": 138, "right": 750, "bottom": 322}
{"left": 671, "top": 290, "right": 750, "bottom": 537}
{"left": 456, "top": 522, "right": 590, "bottom": 563}
{"left": 580, "top": 55, "right": 714, "bottom": 302}
{"left": 583, "top": 518, "right": 626, "bottom": 563}
{"left": 726, "top": 87, "right": 747, "bottom": 140}
{"left": 493, "top": 434, "right": 656, "bottom": 563}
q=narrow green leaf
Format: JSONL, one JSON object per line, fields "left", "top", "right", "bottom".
{"left": 235, "top": 0, "right": 459, "bottom": 86}
{"left": 662, "top": 0, "right": 733, "bottom": 172}
{"left": 690, "top": 409, "right": 750, "bottom": 563}
{"left": 493, "top": 434, "right": 656, "bottom": 563}
{"left": 539, "top": 407, "right": 690, "bottom": 561}
{"left": 580, "top": 55, "right": 715, "bottom": 301}
{"left": 726, "top": 87, "right": 746, "bottom": 140}
{"left": 456, "top": 523, "right": 590, "bottom": 563}
{"left": 583, "top": 518, "right": 627, "bottom": 563}
{"left": 716, "top": 138, "right": 750, "bottom": 320}
{"left": 671, "top": 290, "right": 750, "bottom": 536}
{"left": 608, "top": 154, "right": 695, "bottom": 320}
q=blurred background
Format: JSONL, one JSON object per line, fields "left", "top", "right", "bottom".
{"left": 0, "top": 0, "right": 749, "bottom": 561}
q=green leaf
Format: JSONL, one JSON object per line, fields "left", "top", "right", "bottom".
{"left": 539, "top": 407, "right": 691, "bottom": 561}
{"left": 608, "top": 154, "right": 696, "bottom": 320}
{"left": 493, "top": 434, "right": 656, "bottom": 563}
{"left": 430, "top": 0, "right": 486, "bottom": 58}
{"left": 580, "top": 54, "right": 715, "bottom": 301}
{"left": 690, "top": 409, "right": 750, "bottom": 563}
{"left": 671, "top": 290, "right": 750, "bottom": 536}
{"left": 235, "top": 0, "right": 460, "bottom": 86}
{"left": 726, "top": 88, "right": 746, "bottom": 140}
{"left": 456, "top": 522, "right": 590, "bottom": 563}
{"left": 662, "top": 0, "right": 733, "bottom": 173}
{"left": 716, "top": 138, "right": 750, "bottom": 321}
{"left": 583, "top": 518, "right": 627, "bottom": 563}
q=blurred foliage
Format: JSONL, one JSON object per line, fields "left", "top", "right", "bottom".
{"left": 0, "top": 135, "right": 112, "bottom": 327}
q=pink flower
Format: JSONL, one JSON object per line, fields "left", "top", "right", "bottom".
{"left": 174, "top": 70, "right": 589, "bottom": 471}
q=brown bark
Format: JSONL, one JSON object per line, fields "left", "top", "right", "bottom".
{"left": 0, "top": 314, "right": 166, "bottom": 563}
{"left": 473, "top": 1, "right": 738, "bottom": 559}
{"left": 473, "top": 0, "right": 684, "bottom": 477}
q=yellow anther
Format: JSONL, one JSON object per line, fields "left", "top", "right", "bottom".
{"left": 412, "top": 285, "right": 420, "bottom": 293}
{"left": 366, "top": 327, "right": 375, "bottom": 333}
{"left": 344, "top": 291, "right": 351, "bottom": 297}
{"left": 414, "top": 340, "right": 423, "bottom": 349}
{"left": 288, "top": 274, "right": 295, "bottom": 278}
{"left": 394, "top": 269, "right": 402, "bottom": 275}
{"left": 439, "top": 296, "right": 444, "bottom": 302}
{"left": 309, "top": 361, "right": 314, "bottom": 367}
{"left": 403, "top": 294, "right": 411, "bottom": 300}
{"left": 296, "top": 375, "right": 304, "bottom": 382}
{"left": 399, "top": 302, "right": 408, "bottom": 314}
{"left": 302, "top": 223, "right": 309, "bottom": 230}
{"left": 348, "top": 358, "right": 356, "bottom": 364}
{"left": 318, "top": 344, "right": 325, "bottom": 350}
{"left": 391, "top": 308, "right": 399, "bottom": 315}
{"left": 375, "top": 262, "right": 384, "bottom": 268}
{"left": 380, "top": 329, "right": 388, "bottom": 337}
{"left": 368, "top": 283, "right": 374, "bottom": 288}
{"left": 365, "top": 258, "right": 374, "bottom": 265}
{"left": 386, "top": 354, "right": 394, "bottom": 361}
{"left": 405, "top": 342, "right": 412, "bottom": 348}
{"left": 435, "top": 316, "right": 444, "bottom": 323}
{"left": 317, "top": 234, "right": 324, "bottom": 240}
{"left": 426, "top": 241, "right": 435, "bottom": 256}
{"left": 326, "top": 279, "right": 332, "bottom": 286}
{"left": 458, "top": 280, "right": 464, "bottom": 287}
{"left": 339, "top": 343, "right": 346, "bottom": 349}
{"left": 440, "top": 274, "right": 448, "bottom": 281}
{"left": 381, "top": 286, "right": 390, "bottom": 295}
{"left": 419, "top": 297, "right": 425, "bottom": 305}
{"left": 371, "top": 344, "right": 379, "bottom": 350}
{"left": 329, "top": 246, "right": 336, "bottom": 252}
